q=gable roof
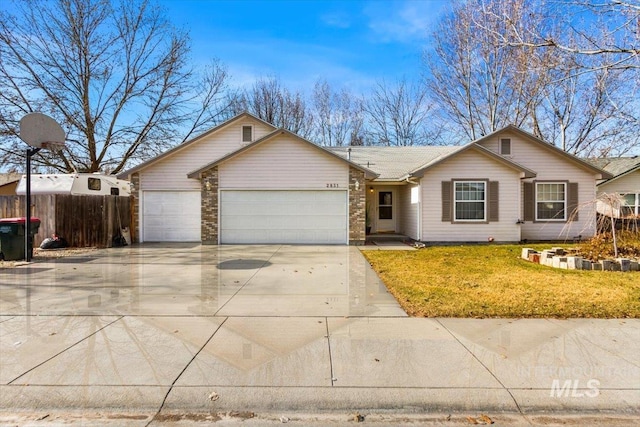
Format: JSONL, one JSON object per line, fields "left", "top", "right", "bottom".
{"left": 117, "top": 112, "right": 277, "bottom": 179}
{"left": 474, "top": 125, "right": 613, "bottom": 179}
{"left": 409, "top": 143, "right": 536, "bottom": 179}
{"left": 331, "top": 143, "right": 535, "bottom": 181}
{"left": 187, "top": 128, "right": 379, "bottom": 179}
{"left": 587, "top": 156, "right": 640, "bottom": 186}
{"left": 329, "top": 146, "right": 460, "bottom": 181}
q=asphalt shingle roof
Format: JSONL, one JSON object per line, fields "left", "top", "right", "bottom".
{"left": 329, "top": 146, "right": 460, "bottom": 181}
{"left": 586, "top": 157, "right": 640, "bottom": 178}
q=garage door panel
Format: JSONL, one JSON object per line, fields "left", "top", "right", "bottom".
{"left": 143, "top": 191, "right": 201, "bottom": 242}
{"left": 220, "top": 190, "right": 347, "bottom": 244}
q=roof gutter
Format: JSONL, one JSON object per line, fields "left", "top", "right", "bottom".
{"left": 405, "top": 175, "right": 420, "bottom": 185}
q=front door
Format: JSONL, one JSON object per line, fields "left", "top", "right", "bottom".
{"left": 376, "top": 189, "right": 396, "bottom": 232}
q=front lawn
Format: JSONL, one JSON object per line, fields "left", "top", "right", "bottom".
{"left": 362, "top": 244, "right": 640, "bottom": 318}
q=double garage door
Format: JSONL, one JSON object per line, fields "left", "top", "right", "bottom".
{"left": 143, "top": 190, "right": 348, "bottom": 244}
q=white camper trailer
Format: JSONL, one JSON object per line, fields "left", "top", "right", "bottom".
{"left": 17, "top": 174, "right": 131, "bottom": 197}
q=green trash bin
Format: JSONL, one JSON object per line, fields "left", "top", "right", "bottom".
{"left": 0, "top": 217, "right": 41, "bottom": 261}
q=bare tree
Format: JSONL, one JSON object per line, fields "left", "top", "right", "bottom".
{"left": 425, "top": 0, "right": 551, "bottom": 141}
{"left": 231, "top": 76, "right": 313, "bottom": 138}
{"left": 364, "top": 77, "right": 435, "bottom": 146}
{"left": 536, "top": 54, "right": 639, "bottom": 156}
{"left": 0, "top": 0, "right": 232, "bottom": 173}
{"left": 491, "top": 0, "right": 640, "bottom": 71}
{"left": 426, "top": 0, "right": 639, "bottom": 155}
{"left": 312, "top": 79, "right": 364, "bottom": 147}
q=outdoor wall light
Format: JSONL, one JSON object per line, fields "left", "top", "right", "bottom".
{"left": 205, "top": 181, "right": 212, "bottom": 191}
{"left": 369, "top": 187, "right": 374, "bottom": 193}
{"left": 354, "top": 181, "right": 360, "bottom": 191}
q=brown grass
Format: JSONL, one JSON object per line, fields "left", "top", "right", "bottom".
{"left": 362, "top": 244, "right": 639, "bottom": 318}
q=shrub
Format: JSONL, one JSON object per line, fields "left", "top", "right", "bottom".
{"left": 578, "top": 230, "right": 640, "bottom": 260}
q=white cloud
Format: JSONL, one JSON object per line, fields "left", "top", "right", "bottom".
{"left": 321, "top": 11, "right": 351, "bottom": 29}
{"left": 365, "top": 0, "right": 446, "bottom": 43}
{"left": 206, "top": 37, "right": 374, "bottom": 94}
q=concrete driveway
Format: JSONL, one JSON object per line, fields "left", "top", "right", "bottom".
{"left": 0, "top": 244, "right": 405, "bottom": 317}
{"left": 1, "top": 244, "right": 639, "bottom": 425}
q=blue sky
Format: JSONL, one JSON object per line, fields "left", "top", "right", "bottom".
{"left": 159, "top": 0, "right": 449, "bottom": 93}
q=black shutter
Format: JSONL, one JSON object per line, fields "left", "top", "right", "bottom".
{"left": 442, "top": 181, "right": 452, "bottom": 222}
{"left": 524, "top": 182, "right": 534, "bottom": 221}
{"left": 488, "top": 181, "right": 499, "bottom": 222}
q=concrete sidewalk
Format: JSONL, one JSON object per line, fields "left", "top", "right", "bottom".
{"left": 0, "top": 245, "right": 638, "bottom": 425}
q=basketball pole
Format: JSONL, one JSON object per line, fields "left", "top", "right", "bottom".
{"left": 25, "top": 147, "right": 41, "bottom": 262}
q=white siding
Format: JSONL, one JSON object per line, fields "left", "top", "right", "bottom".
{"left": 598, "top": 171, "right": 640, "bottom": 195}
{"left": 421, "top": 150, "right": 521, "bottom": 242}
{"left": 139, "top": 119, "right": 274, "bottom": 191}
{"left": 219, "top": 135, "right": 349, "bottom": 189}
{"left": 478, "top": 131, "right": 601, "bottom": 240}
{"left": 397, "top": 184, "right": 420, "bottom": 240}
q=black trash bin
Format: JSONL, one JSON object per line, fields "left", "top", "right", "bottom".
{"left": 0, "top": 217, "right": 41, "bottom": 261}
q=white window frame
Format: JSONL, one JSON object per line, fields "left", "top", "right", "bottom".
{"left": 241, "top": 125, "right": 253, "bottom": 143}
{"left": 454, "top": 181, "right": 486, "bottom": 222}
{"left": 535, "top": 182, "right": 566, "bottom": 221}
{"left": 500, "top": 138, "right": 511, "bottom": 155}
{"left": 622, "top": 193, "right": 639, "bottom": 217}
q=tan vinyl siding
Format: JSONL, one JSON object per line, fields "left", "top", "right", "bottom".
{"left": 219, "top": 135, "right": 348, "bottom": 189}
{"left": 479, "top": 131, "right": 600, "bottom": 240}
{"left": 139, "top": 119, "right": 274, "bottom": 191}
{"left": 421, "top": 150, "right": 521, "bottom": 242}
{"left": 598, "top": 171, "right": 640, "bottom": 195}
{"left": 397, "top": 184, "right": 420, "bottom": 240}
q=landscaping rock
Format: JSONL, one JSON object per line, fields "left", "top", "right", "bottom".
{"left": 601, "top": 260, "right": 614, "bottom": 271}
{"left": 529, "top": 253, "right": 541, "bottom": 263}
{"left": 540, "top": 250, "right": 555, "bottom": 266}
{"left": 630, "top": 261, "right": 639, "bottom": 272}
{"left": 582, "top": 260, "right": 593, "bottom": 270}
{"left": 551, "top": 247, "right": 565, "bottom": 255}
{"left": 593, "top": 262, "right": 603, "bottom": 271}
{"left": 552, "top": 256, "right": 568, "bottom": 269}
{"left": 617, "top": 258, "right": 631, "bottom": 272}
{"left": 521, "top": 248, "right": 537, "bottom": 260}
{"left": 567, "top": 256, "right": 582, "bottom": 270}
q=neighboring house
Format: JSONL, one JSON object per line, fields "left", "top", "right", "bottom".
{"left": 118, "top": 112, "right": 611, "bottom": 245}
{"left": 0, "top": 173, "right": 22, "bottom": 196}
{"left": 588, "top": 157, "right": 640, "bottom": 219}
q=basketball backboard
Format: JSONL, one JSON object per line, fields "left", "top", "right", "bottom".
{"left": 19, "top": 113, "right": 66, "bottom": 150}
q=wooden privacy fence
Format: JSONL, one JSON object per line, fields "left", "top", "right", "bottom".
{"left": 0, "top": 195, "right": 130, "bottom": 247}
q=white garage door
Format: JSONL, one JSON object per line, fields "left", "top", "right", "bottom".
{"left": 220, "top": 190, "right": 347, "bottom": 244}
{"left": 143, "top": 191, "right": 201, "bottom": 242}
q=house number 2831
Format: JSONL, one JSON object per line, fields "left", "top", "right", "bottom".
{"left": 326, "top": 183, "right": 340, "bottom": 188}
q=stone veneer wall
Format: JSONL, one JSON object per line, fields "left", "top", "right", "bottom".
{"left": 201, "top": 167, "right": 219, "bottom": 245}
{"left": 130, "top": 173, "right": 139, "bottom": 243}
{"left": 349, "top": 167, "right": 366, "bottom": 245}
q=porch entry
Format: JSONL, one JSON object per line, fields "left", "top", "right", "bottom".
{"left": 375, "top": 188, "right": 396, "bottom": 232}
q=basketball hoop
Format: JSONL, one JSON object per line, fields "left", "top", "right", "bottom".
{"left": 40, "top": 141, "right": 66, "bottom": 152}
{"left": 18, "top": 112, "right": 66, "bottom": 262}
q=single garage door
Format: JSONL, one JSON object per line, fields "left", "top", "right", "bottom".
{"left": 220, "top": 190, "right": 347, "bottom": 244}
{"left": 143, "top": 191, "right": 201, "bottom": 241}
